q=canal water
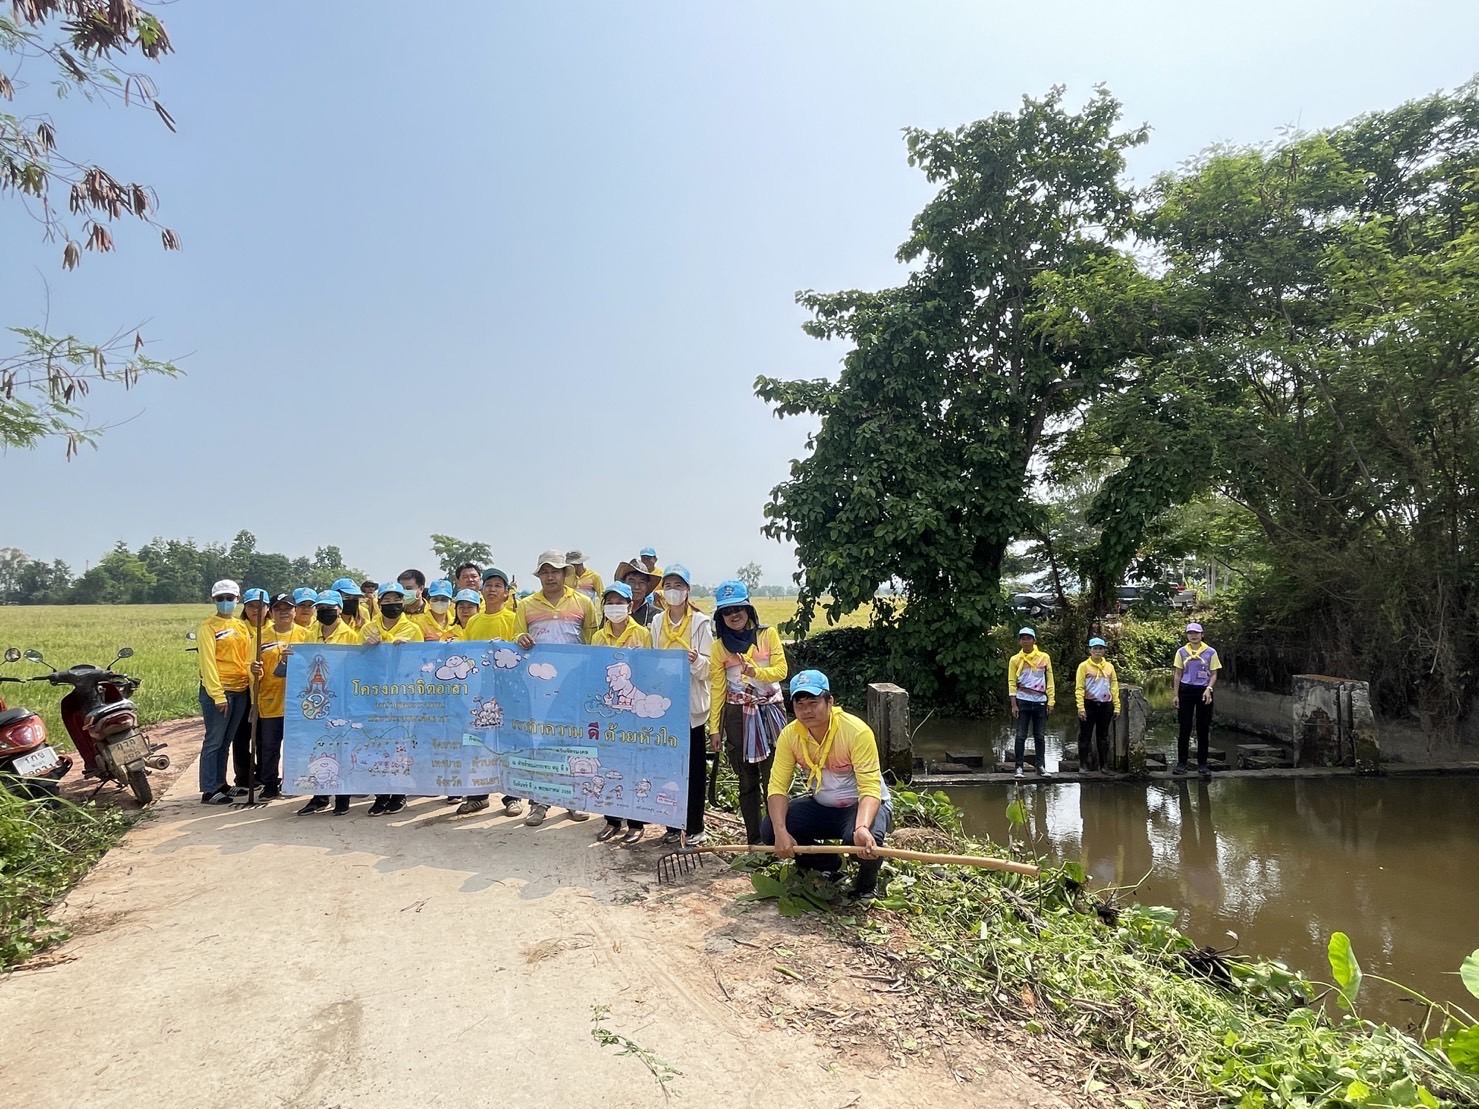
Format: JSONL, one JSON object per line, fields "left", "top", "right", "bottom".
{"left": 915, "top": 713, "right": 1478, "bottom": 1025}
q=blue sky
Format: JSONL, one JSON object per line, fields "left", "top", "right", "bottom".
{"left": 6, "top": 1, "right": 1477, "bottom": 589}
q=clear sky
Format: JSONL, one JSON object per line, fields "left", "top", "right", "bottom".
{"left": 6, "top": 0, "right": 1476, "bottom": 588}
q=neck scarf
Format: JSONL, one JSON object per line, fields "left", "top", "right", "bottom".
{"left": 657, "top": 611, "right": 691, "bottom": 651}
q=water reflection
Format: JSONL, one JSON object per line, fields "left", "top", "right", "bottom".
{"left": 915, "top": 715, "right": 1479, "bottom": 1024}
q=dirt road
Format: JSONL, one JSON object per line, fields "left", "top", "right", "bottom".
{"left": 1, "top": 753, "right": 1066, "bottom": 1108}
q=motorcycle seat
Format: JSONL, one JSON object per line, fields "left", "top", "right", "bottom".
{"left": 0, "top": 707, "right": 38, "bottom": 729}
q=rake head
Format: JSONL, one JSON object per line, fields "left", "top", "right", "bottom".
{"left": 656, "top": 847, "right": 710, "bottom": 885}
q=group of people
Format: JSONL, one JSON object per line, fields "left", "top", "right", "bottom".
{"left": 193, "top": 546, "right": 889, "bottom": 896}
{"left": 1008, "top": 621, "right": 1221, "bottom": 778}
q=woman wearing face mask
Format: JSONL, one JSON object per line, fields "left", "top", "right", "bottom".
{"left": 231, "top": 588, "right": 272, "bottom": 794}
{"left": 361, "top": 582, "right": 423, "bottom": 816}
{"left": 593, "top": 583, "right": 652, "bottom": 844}
{"left": 332, "top": 578, "right": 368, "bottom": 629}
{"left": 196, "top": 579, "right": 254, "bottom": 805}
{"left": 651, "top": 565, "right": 714, "bottom": 846}
{"left": 415, "top": 579, "right": 459, "bottom": 642}
{"left": 298, "top": 590, "right": 364, "bottom": 816}
{"left": 708, "top": 579, "right": 789, "bottom": 846}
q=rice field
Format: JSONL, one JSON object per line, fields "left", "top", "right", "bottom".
{"left": 0, "top": 598, "right": 870, "bottom": 749}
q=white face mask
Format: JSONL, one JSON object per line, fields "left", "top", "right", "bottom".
{"left": 662, "top": 588, "right": 687, "bottom": 607}
{"left": 429, "top": 599, "right": 451, "bottom": 615}
{"left": 604, "top": 604, "right": 630, "bottom": 623}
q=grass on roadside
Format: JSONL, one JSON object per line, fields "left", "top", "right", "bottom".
{"left": 0, "top": 790, "right": 133, "bottom": 967}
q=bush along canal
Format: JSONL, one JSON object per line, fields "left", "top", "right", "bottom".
{"left": 736, "top": 782, "right": 1479, "bottom": 1107}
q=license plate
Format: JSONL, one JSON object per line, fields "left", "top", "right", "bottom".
{"left": 13, "top": 745, "right": 61, "bottom": 776}
{"left": 108, "top": 734, "right": 150, "bottom": 765}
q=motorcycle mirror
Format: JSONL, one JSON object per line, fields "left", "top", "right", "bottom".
{"left": 117, "top": 646, "right": 135, "bottom": 659}
{"left": 3, "top": 648, "right": 19, "bottom": 663}
{"left": 185, "top": 631, "right": 197, "bottom": 642}
{"left": 23, "top": 649, "right": 45, "bottom": 664}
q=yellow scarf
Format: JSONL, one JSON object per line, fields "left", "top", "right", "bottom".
{"left": 656, "top": 611, "right": 691, "bottom": 651}
{"left": 800, "top": 712, "right": 839, "bottom": 793}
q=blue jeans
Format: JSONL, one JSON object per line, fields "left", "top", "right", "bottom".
{"left": 760, "top": 794, "right": 892, "bottom": 894}
{"left": 198, "top": 686, "right": 249, "bottom": 792}
{"left": 1014, "top": 700, "right": 1047, "bottom": 769}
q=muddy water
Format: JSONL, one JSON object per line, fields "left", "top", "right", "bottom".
{"left": 915, "top": 714, "right": 1479, "bottom": 1024}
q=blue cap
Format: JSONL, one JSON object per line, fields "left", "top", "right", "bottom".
{"left": 1089, "top": 637, "right": 1107, "bottom": 648}
{"left": 292, "top": 587, "right": 317, "bottom": 605}
{"left": 661, "top": 564, "right": 691, "bottom": 585}
{"left": 315, "top": 590, "right": 343, "bottom": 607}
{"left": 453, "top": 588, "right": 481, "bottom": 605}
{"left": 1018, "top": 627, "right": 1036, "bottom": 638}
{"left": 639, "top": 547, "right": 657, "bottom": 559}
{"left": 331, "top": 577, "right": 363, "bottom": 597}
{"left": 377, "top": 581, "right": 406, "bottom": 598}
{"left": 790, "top": 670, "right": 830, "bottom": 698}
{"left": 713, "top": 579, "right": 751, "bottom": 610}
{"left": 243, "top": 588, "right": 269, "bottom": 604}
{"left": 427, "top": 579, "right": 454, "bottom": 599}
{"left": 605, "top": 581, "right": 633, "bottom": 602}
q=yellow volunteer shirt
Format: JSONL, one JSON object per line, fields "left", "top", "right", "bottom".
{"left": 513, "top": 587, "right": 598, "bottom": 645}
{"left": 257, "top": 624, "right": 311, "bottom": 719}
{"left": 197, "top": 614, "right": 253, "bottom": 702}
{"left": 414, "top": 609, "right": 460, "bottom": 642}
{"left": 364, "top": 616, "right": 424, "bottom": 644}
{"left": 592, "top": 621, "right": 652, "bottom": 649}
{"left": 309, "top": 621, "right": 363, "bottom": 646}
{"left": 462, "top": 607, "right": 518, "bottom": 642}
{"left": 1074, "top": 658, "right": 1120, "bottom": 714}
{"left": 707, "top": 626, "right": 788, "bottom": 734}
{"left": 768, "top": 707, "right": 885, "bottom": 805}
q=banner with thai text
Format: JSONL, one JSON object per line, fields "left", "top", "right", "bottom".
{"left": 282, "top": 641, "right": 690, "bottom": 824}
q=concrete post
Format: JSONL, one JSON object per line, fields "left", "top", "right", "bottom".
{"left": 1293, "top": 675, "right": 1380, "bottom": 771}
{"left": 866, "top": 683, "right": 912, "bottom": 784}
{"left": 1113, "top": 684, "right": 1151, "bottom": 775}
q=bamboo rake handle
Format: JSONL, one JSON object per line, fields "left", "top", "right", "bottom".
{"left": 689, "top": 843, "right": 1040, "bottom": 877}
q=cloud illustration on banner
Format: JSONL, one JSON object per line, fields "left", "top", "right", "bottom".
{"left": 631, "top": 692, "right": 671, "bottom": 719}
{"left": 491, "top": 648, "right": 522, "bottom": 670}
{"left": 436, "top": 655, "right": 476, "bottom": 681}
{"left": 420, "top": 661, "right": 436, "bottom": 673}
{"left": 528, "top": 662, "right": 558, "bottom": 681}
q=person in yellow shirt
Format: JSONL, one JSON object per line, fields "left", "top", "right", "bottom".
{"left": 250, "top": 593, "right": 310, "bottom": 800}
{"left": 512, "top": 550, "right": 594, "bottom": 827}
{"left": 451, "top": 589, "right": 481, "bottom": 638}
{"left": 231, "top": 587, "right": 273, "bottom": 795}
{"left": 1008, "top": 627, "right": 1054, "bottom": 778}
{"left": 707, "top": 579, "right": 788, "bottom": 845}
{"left": 453, "top": 562, "right": 483, "bottom": 596}
{"left": 332, "top": 578, "right": 368, "bottom": 629}
{"left": 1074, "top": 636, "right": 1120, "bottom": 774}
{"left": 453, "top": 568, "right": 520, "bottom": 817}
{"left": 463, "top": 567, "right": 518, "bottom": 644}
{"left": 652, "top": 564, "right": 714, "bottom": 847}
{"left": 297, "top": 590, "right": 363, "bottom": 816}
{"left": 592, "top": 582, "right": 653, "bottom": 844}
{"left": 291, "top": 587, "right": 318, "bottom": 633}
{"left": 762, "top": 670, "right": 890, "bottom": 906}
{"left": 1173, "top": 622, "right": 1221, "bottom": 779}
{"left": 197, "top": 578, "right": 253, "bottom": 805}
{"left": 415, "top": 579, "right": 460, "bottom": 642}
{"left": 363, "top": 582, "right": 423, "bottom": 816}
{"left": 564, "top": 549, "right": 603, "bottom": 606}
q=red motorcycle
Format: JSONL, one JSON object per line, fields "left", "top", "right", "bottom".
{"left": 0, "top": 647, "right": 71, "bottom": 799}
{"left": 19, "top": 646, "right": 168, "bottom": 807}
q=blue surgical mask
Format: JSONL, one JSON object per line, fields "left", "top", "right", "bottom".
{"left": 215, "top": 600, "right": 237, "bottom": 616}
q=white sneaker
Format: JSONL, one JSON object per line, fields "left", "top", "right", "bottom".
{"left": 684, "top": 831, "right": 708, "bottom": 847}
{"left": 1014, "top": 767, "right": 1024, "bottom": 778}
{"left": 566, "top": 809, "right": 591, "bottom": 822}
{"left": 524, "top": 803, "right": 548, "bottom": 827}
{"left": 503, "top": 798, "right": 524, "bottom": 817}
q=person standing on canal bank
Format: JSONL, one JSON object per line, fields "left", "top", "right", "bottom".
{"left": 1075, "top": 637, "right": 1120, "bottom": 773}
{"left": 1173, "top": 622, "right": 1220, "bottom": 779}
{"left": 709, "top": 579, "right": 788, "bottom": 845}
{"left": 1008, "top": 627, "right": 1054, "bottom": 777}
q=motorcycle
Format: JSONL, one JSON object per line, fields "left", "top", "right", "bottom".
{"left": 0, "top": 647, "right": 72, "bottom": 799}
{"left": 19, "top": 646, "right": 169, "bottom": 807}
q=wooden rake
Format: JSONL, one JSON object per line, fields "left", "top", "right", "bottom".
{"left": 655, "top": 842, "right": 1040, "bottom": 884}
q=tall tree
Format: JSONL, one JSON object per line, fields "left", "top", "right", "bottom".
{"left": 757, "top": 87, "right": 1148, "bottom": 704}
{"left": 429, "top": 534, "right": 493, "bottom": 580}
{"left": 735, "top": 562, "right": 763, "bottom": 592}
{"left": 2, "top": 0, "right": 181, "bottom": 456}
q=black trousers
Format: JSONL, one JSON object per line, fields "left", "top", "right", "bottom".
{"left": 231, "top": 696, "right": 255, "bottom": 787}
{"left": 256, "top": 716, "right": 284, "bottom": 789}
{"left": 666, "top": 725, "right": 709, "bottom": 835}
{"left": 1078, "top": 701, "right": 1113, "bottom": 770}
{"left": 760, "top": 795, "right": 890, "bottom": 894}
{"left": 1177, "top": 683, "right": 1213, "bottom": 766}
{"left": 722, "top": 703, "right": 774, "bottom": 845}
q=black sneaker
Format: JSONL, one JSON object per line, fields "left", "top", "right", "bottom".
{"left": 1198, "top": 764, "right": 1212, "bottom": 780}
{"left": 367, "top": 798, "right": 389, "bottom": 817}
{"left": 332, "top": 797, "right": 351, "bottom": 815}
{"left": 384, "top": 797, "right": 406, "bottom": 814}
{"left": 1172, "top": 763, "right": 1188, "bottom": 775}
{"left": 297, "top": 797, "right": 329, "bottom": 815}
{"left": 847, "top": 887, "right": 878, "bottom": 909}
{"left": 445, "top": 796, "right": 462, "bottom": 804}
{"left": 259, "top": 786, "right": 282, "bottom": 801}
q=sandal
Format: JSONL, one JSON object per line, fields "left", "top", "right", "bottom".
{"left": 596, "top": 824, "right": 622, "bottom": 842}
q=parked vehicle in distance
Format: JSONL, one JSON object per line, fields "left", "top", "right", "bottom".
{"left": 1169, "top": 583, "right": 1198, "bottom": 609}
{"left": 1009, "top": 593, "right": 1058, "bottom": 618}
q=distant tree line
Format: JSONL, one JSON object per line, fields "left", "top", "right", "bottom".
{"left": 0, "top": 532, "right": 364, "bottom": 605}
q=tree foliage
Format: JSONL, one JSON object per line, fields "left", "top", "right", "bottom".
{"left": 758, "top": 87, "right": 1148, "bottom": 707}
{"left": 429, "top": 534, "right": 493, "bottom": 580}
{"left": 2, "top": 0, "right": 181, "bottom": 455}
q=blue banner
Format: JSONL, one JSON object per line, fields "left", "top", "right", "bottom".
{"left": 283, "top": 641, "right": 691, "bottom": 825}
